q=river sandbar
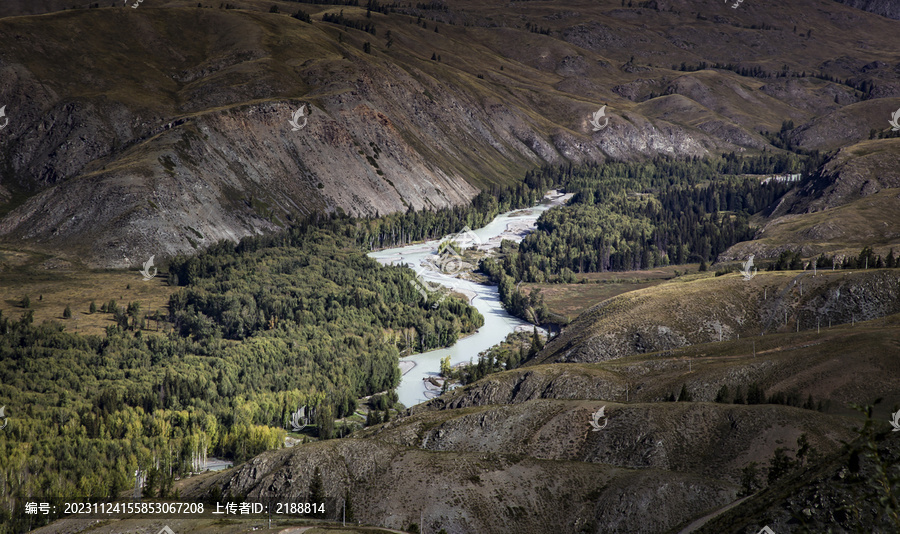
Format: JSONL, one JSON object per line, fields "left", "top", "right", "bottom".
{"left": 398, "top": 359, "right": 416, "bottom": 376}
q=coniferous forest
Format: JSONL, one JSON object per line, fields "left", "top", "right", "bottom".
{"left": 480, "top": 155, "right": 805, "bottom": 322}
{"left": 349, "top": 170, "right": 556, "bottom": 251}
{"left": 0, "top": 220, "right": 484, "bottom": 532}
{"left": 0, "top": 154, "right": 816, "bottom": 531}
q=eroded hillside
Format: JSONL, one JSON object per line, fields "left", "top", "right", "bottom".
{"left": 165, "top": 314, "right": 900, "bottom": 534}
{"left": 1, "top": 0, "right": 900, "bottom": 266}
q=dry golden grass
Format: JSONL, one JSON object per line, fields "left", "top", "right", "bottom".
{"left": 748, "top": 187, "right": 900, "bottom": 256}
{"left": 524, "top": 280, "right": 661, "bottom": 321}
{"left": 523, "top": 264, "right": 698, "bottom": 320}
{"left": 0, "top": 247, "right": 175, "bottom": 336}
{"left": 440, "top": 312, "right": 900, "bottom": 421}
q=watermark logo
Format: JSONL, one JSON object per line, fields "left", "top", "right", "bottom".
{"left": 757, "top": 527, "right": 775, "bottom": 534}
{"left": 590, "top": 105, "right": 609, "bottom": 131}
{"left": 889, "top": 108, "right": 900, "bottom": 132}
{"left": 0, "top": 106, "right": 8, "bottom": 130}
{"left": 410, "top": 226, "right": 481, "bottom": 308}
{"left": 739, "top": 255, "right": 757, "bottom": 281}
{"left": 890, "top": 410, "right": 900, "bottom": 432}
{"left": 727, "top": 0, "right": 744, "bottom": 8}
{"left": 435, "top": 226, "right": 479, "bottom": 275}
{"left": 140, "top": 255, "right": 157, "bottom": 281}
{"left": 589, "top": 405, "right": 608, "bottom": 431}
{"left": 290, "top": 406, "right": 309, "bottom": 432}
{"left": 129, "top": 0, "right": 144, "bottom": 8}
{"left": 289, "top": 105, "right": 308, "bottom": 131}
{"left": 409, "top": 278, "right": 434, "bottom": 306}
{"left": 157, "top": 527, "right": 175, "bottom": 534}
{"left": 0, "top": 406, "right": 8, "bottom": 430}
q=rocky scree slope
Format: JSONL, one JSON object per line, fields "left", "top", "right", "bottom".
{"left": 694, "top": 426, "right": 900, "bottom": 533}
{"left": 362, "top": 399, "right": 856, "bottom": 486}
{"left": 180, "top": 436, "right": 735, "bottom": 534}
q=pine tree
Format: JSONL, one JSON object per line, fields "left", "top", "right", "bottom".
{"left": 308, "top": 467, "right": 325, "bottom": 505}
{"left": 739, "top": 462, "right": 760, "bottom": 496}
{"left": 366, "top": 410, "right": 382, "bottom": 426}
{"left": 767, "top": 448, "right": 797, "bottom": 484}
{"left": 316, "top": 404, "right": 334, "bottom": 439}
{"left": 715, "top": 385, "right": 730, "bottom": 403}
{"left": 531, "top": 326, "right": 544, "bottom": 351}
{"left": 796, "top": 433, "right": 812, "bottom": 466}
{"left": 747, "top": 383, "right": 766, "bottom": 404}
{"left": 803, "top": 394, "right": 815, "bottom": 410}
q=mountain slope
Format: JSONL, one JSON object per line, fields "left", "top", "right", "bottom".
{"left": 722, "top": 139, "right": 900, "bottom": 261}
{"left": 362, "top": 400, "right": 856, "bottom": 486}
{"left": 179, "top": 437, "right": 737, "bottom": 534}
{"left": 693, "top": 423, "right": 900, "bottom": 533}
{"left": 833, "top": 0, "right": 900, "bottom": 20}
{"left": 174, "top": 399, "right": 855, "bottom": 533}
{"left": 169, "top": 313, "right": 900, "bottom": 534}
{"left": 1, "top": 1, "right": 900, "bottom": 266}
{"left": 534, "top": 269, "right": 900, "bottom": 365}
{"left": 30, "top": 288, "right": 900, "bottom": 534}
{"left": 423, "top": 315, "right": 900, "bottom": 416}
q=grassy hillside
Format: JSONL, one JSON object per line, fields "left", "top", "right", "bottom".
{"left": 535, "top": 268, "right": 900, "bottom": 364}
{"left": 428, "top": 314, "right": 900, "bottom": 417}
{"left": 0, "top": 248, "right": 175, "bottom": 336}
{"left": 722, "top": 138, "right": 900, "bottom": 262}
{"left": 363, "top": 399, "right": 857, "bottom": 485}
{"left": 162, "top": 313, "right": 899, "bottom": 533}
{"left": 522, "top": 264, "right": 684, "bottom": 322}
